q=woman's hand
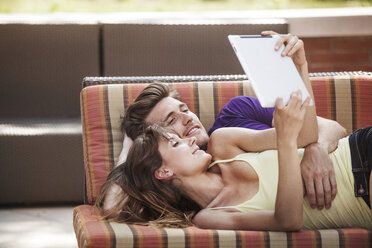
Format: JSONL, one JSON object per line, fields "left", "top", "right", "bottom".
{"left": 273, "top": 90, "right": 310, "bottom": 230}
{"left": 273, "top": 90, "right": 310, "bottom": 145}
{"left": 261, "top": 31, "right": 307, "bottom": 68}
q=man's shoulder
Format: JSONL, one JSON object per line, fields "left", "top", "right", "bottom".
{"left": 224, "top": 96, "right": 260, "bottom": 109}
{"left": 224, "top": 96, "right": 264, "bottom": 112}
{"left": 229, "top": 95, "right": 257, "bottom": 103}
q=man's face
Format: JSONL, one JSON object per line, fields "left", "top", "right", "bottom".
{"left": 145, "top": 97, "right": 209, "bottom": 148}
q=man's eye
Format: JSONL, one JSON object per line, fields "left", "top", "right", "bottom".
{"left": 167, "top": 117, "right": 176, "bottom": 125}
{"left": 172, "top": 141, "right": 179, "bottom": 147}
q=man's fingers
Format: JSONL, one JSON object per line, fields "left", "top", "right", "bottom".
{"left": 301, "top": 143, "right": 338, "bottom": 211}
{"left": 314, "top": 177, "right": 325, "bottom": 210}
{"left": 322, "top": 176, "right": 332, "bottom": 209}
{"left": 305, "top": 180, "right": 317, "bottom": 209}
{"left": 329, "top": 171, "right": 337, "bottom": 200}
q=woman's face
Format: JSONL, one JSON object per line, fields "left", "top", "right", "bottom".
{"left": 157, "top": 133, "right": 212, "bottom": 179}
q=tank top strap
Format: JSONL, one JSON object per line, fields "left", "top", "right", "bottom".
{"left": 208, "top": 157, "right": 236, "bottom": 169}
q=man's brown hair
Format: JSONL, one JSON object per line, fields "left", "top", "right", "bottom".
{"left": 122, "top": 83, "right": 179, "bottom": 140}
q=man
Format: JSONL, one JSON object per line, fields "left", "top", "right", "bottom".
{"left": 110, "top": 32, "right": 346, "bottom": 212}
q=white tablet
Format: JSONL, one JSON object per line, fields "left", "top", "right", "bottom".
{"left": 228, "top": 35, "right": 311, "bottom": 107}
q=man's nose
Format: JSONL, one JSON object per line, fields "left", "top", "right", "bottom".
{"left": 180, "top": 112, "right": 192, "bottom": 125}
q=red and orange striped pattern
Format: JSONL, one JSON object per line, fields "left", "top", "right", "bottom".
{"left": 76, "top": 75, "right": 372, "bottom": 248}
{"left": 74, "top": 205, "right": 372, "bottom": 248}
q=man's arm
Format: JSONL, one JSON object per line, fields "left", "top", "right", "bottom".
{"left": 209, "top": 95, "right": 317, "bottom": 161}
{"left": 317, "top": 116, "right": 347, "bottom": 153}
{"left": 300, "top": 117, "right": 347, "bottom": 209}
{"left": 292, "top": 58, "right": 337, "bottom": 210}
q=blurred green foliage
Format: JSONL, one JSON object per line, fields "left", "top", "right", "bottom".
{"left": 0, "top": 0, "right": 371, "bottom": 13}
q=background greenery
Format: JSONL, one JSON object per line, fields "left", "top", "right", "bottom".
{"left": 0, "top": 0, "right": 371, "bottom": 13}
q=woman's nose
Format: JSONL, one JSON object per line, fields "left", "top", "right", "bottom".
{"left": 187, "top": 136, "right": 196, "bottom": 146}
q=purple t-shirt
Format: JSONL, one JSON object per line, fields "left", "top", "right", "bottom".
{"left": 208, "top": 96, "right": 275, "bottom": 135}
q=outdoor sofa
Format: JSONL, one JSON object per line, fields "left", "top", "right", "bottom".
{"left": 74, "top": 72, "right": 372, "bottom": 248}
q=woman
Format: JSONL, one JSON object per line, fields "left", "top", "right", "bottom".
{"left": 96, "top": 91, "right": 372, "bottom": 231}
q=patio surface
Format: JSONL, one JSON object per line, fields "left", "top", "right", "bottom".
{"left": 0, "top": 206, "right": 77, "bottom": 248}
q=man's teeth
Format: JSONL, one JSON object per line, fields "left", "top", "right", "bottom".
{"left": 187, "top": 127, "right": 198, "bottom": 136}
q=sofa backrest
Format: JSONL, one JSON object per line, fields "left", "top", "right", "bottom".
{"left": 0, "top": 21, "right": 287, "bottom": 119}
{"left": 102, "top": 23, "right": 288, "bottom": 76}
{"left": 80, "top": 74, "right": 372, "bottom": 204}
{"left": 0, "top": 24, "right": 100, "bottom": 119}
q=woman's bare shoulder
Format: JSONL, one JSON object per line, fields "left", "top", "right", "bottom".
{"left": 207, "top": 127, "right": 251, "bottom": 160}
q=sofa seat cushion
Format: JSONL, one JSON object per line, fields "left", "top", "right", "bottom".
{"left": 73, "top": 204, "right": 372, "bottom": 248}
{"left": 77, "top": 74, "right": 372, "bottom": 248}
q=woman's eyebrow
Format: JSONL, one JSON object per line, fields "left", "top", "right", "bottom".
{"left": 179, "top": 103, "right": 187, "bottom": 108}
{"left": 166, "top": 136, "right": 177, "bottom": 144}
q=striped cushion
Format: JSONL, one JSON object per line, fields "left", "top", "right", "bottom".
{"left": 311, "top": 75, "right": 372, "bottom": 134}
{"left": 73, "top": 205, "right": 372, "bottom": 248}
{"left": 77, "top": 75, "right": 372, "bottom": 248}
{"left": 80, "top": 75, "right": 372, "bottom": 204}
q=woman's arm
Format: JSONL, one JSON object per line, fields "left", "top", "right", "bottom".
{"left": 197, "top": 93, "right": 311, "bottom": 231}
{"left": 193, "top": 208, "right": 302, "bottom": 231}
{"left": 263, "top": 31, "right": 319, "bottom": 151}
{"left": 208, "top": 105, "right": 317, "bottom": 160}
{"left": 273, "top": 93, "right": 309, "bottom": 229}
{"left": 262, "top": 32, "right": 349, "bottom": 210}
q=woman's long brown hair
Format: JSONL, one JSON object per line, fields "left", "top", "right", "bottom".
{"left": 95, "top": 126, "right": 200, "bottom": 228}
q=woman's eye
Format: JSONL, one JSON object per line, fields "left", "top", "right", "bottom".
{"left": 182, "top": 109, "right": 189, "bottom": 113}
{"left": 172, "top": 142, "right": 179, "bottom": 147}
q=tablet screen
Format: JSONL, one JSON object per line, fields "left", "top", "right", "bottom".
{"left": 228, "top": 35, "right": 311, "bottom": 107}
